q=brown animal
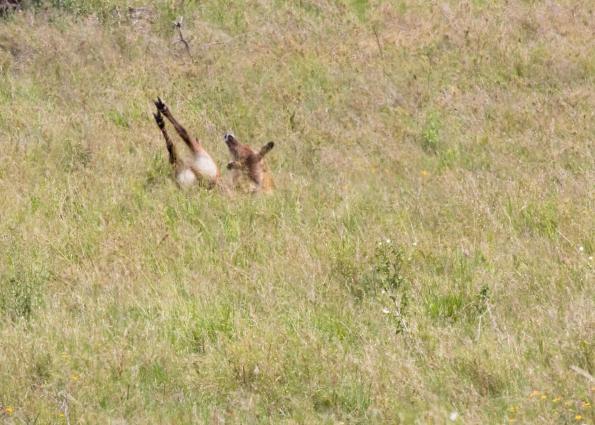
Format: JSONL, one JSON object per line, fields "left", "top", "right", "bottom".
{"left": 152, "top": 98, "right": 220, "bottom": 188}
{"left": 224, "top": 132, "right": 275, "bottom": 192}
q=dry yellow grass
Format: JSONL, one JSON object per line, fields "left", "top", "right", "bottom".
{"left": 0, "top": 1, "right": 593, "bottom": 423}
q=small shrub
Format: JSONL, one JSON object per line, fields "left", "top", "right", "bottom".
{"left": 369, "top": 239, "right": 410, "bottom": 334}
{"left": 333, "top": 238, "right": 411, "bottom": 333}
{"left": 371, "top": 239, "right": 407, "bottom": 292}
{"left": 0, "top": 266, "right": 47, "bottom": 321}
{"left": 421, "top": 112, "right": 441, "bottom": 153}
{"left": 473, "top": 285, "right": 490, "bottom": 317}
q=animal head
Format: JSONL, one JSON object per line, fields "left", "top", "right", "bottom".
{"left": 223, "top": 132, "right": 275, "bottom": 191}
{"left": 224, "top": 132, "right": 241, "bottom": 159}
{"left": 224, "top": 132, "right": 274, "bottom": 163}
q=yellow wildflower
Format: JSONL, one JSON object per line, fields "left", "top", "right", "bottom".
{"left": 540, "top": 394, "right": 547, "bottom": 400}
{"left": 420, "top": 170, "right": 430, "bottom": 177}
{"left": 4, "top": 406, "right": 14, "bottom": 416}
{"left": 70, "top": 374, "right": 80, "bottom": 382}
{"left": 552, "top": 397, "right": 562, "bottom": 403}
{"left": 581, "top": 401, "right": 591, "bottom": 409}
{"left": 575, "top": 414, "right": 582, "bottom": 421}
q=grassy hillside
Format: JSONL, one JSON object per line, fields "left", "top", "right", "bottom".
{"left": 0, "top": 1, "right": 593, "bottom": 423}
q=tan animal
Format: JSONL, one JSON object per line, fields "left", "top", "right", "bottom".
{"left": 152, "top": 98, "right": 220, "bottom": 188}
{"left": 224, "top": 132, "right": 275, "bottom": 193}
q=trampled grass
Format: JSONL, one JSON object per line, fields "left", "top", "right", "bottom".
{"left": 0, "top": 1, "right": 593, "bottom": 423}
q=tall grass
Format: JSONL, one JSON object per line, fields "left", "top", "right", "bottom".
{"left": 0, "top": 1, "right": 593, "bottom": 423}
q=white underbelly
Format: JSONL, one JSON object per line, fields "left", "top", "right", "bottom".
{"left": 192, "top": 154, "right": 218, "bottom": 178}
{"left": 176, "top": 168, "right": 196, "bottom": 186}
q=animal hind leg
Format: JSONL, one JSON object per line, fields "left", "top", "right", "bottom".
{"left": 153, "top": 111, "right": 179, "bottom": 166}
{"left": 154, "top": 97, "right": 201, "bottom": 154}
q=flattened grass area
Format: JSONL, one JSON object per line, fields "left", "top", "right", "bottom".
{"left": 0, "top": 1, "right": 593, "bottom": 423}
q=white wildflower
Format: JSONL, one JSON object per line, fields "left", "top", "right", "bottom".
{"left": 449, "top": 411, "right": 458, "bottom": 421}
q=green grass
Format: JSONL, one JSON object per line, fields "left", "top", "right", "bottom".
{"left": 0, "top": 1, "right": 593, "bottom": 423}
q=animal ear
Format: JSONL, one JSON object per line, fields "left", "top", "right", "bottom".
{"left": 257, "top": 141, "right": 274, "bottom": 160}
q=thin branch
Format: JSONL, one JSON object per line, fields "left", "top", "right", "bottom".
{"left": 173, "top": 17, "right": 192, "bottom": 58}
{"left": 372, "top": 25, "right": 384, "bottom": 60}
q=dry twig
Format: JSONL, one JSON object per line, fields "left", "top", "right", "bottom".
{"left": 173, "top": 17, "right": 192, "bottom": 58}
